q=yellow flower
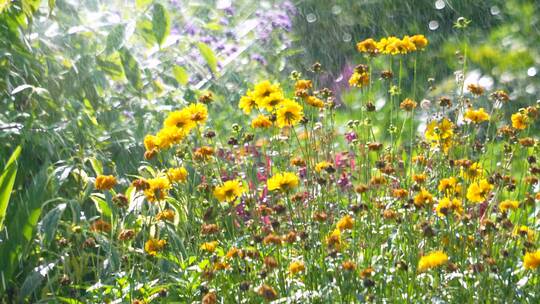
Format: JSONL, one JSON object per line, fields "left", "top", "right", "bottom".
{"left": 288, "top": 261, "right": 305, "bottom": 275}
{"left": 163, "top": 109, "right": 196, "bottom": 132}
{"left": 156, "top": 209, "right": 175, "bottom": 221}
{"left": 436, "top": 197, "right": 463, "bottom": 217}
{"left": 315, "top": 161, "right": 332, "bottom": 173}
{"left": 412, "top": 173, "right": 427, "bottom": 184}
{"left": 336, "top": 215, "right": 354, "bottom": 231}
{"left": 425, "top": 118, "right": 454, "bottom": 141}
{"left": 200, "top": 241, "right": 218, "bottom": 253}
{"left": 156, "top": 126, "right": 187, "bottom": 149}
{"left": 377, "top": 36, "right": 404, "bottom": 55}
{"left": 295, "top": 79, "right": 312, "bottom": 91}
{"left": 145, "top": 239, "right": 167, "bottom": 256}
{"left": 511, "top": 112, "right": 529, "bottom": 130}
{"left": 401, "top": 35, "right": 417, "bottom": 52}
{"left": 400, "top": 98, "right": 417, "bottom": 111}
{"left": 213, "top": 179, "right": 245, "bottom": 202}
{"left": 186, "top": 103, "right": 208, "bottom": 124}
{"left": 95, "top": 175, "right": 117, "bottom": 191}
{"left": 466, "top": 178, "right": 493, "bottom": 203}
{"left": 305, "top": 96, "right": 325, "bottom": 108}
{"left": 252, "top": 80, "right": 281, "bottom": 102}
{"left": 524, "top": 250, "right": 540, "bottom": 270}
{"left": 514, "top": 226, "right": 535, "bottom": 242}
{"left": 348, "top": 72, "right": 369, "bottom": 88}
{"left": 413, "top": 188, "right": 434, "bottom": 207}
{"left": 267, "top": 172, "right": 299, "bottom": 192}
{"left": 418, "top": 251, "right": 448, "bottom": 272}
{"left": 356, "top": 38, "right": 378, "bottom": 54}
{"left": 425, "top": 118, "right": 454, "bottom": 153}
{"left": 499, "top": 199, "right": 519, "bottom": 213}
{"left": 276, "top": 100, "right": 303, "bottom": 128}
{"left": 410, "top": 34, "right": 428, "bottom": 50}
{"left": 257, "top": 92, "right": 284, "bottom": 112}
{"left": 460, "top": 162, "right": 483, "bottom": 181}
{"left": 438, "top": 177, "right": 460, "bottom": 194}
{"left": 239, "top": 90, "right": 258, "bottom": 114}
{"left": 167, "top": 167, "right": 188, "bottom": 183}
{"left": 326, "top": 228, "right": 342, "bottom": 249}
{"left": 144, "top": 177, "right": 171, "bottom": 202}
{"left": 251, "top": 114, "right": 273, "bottom": 129}
{"left": 144, "top": 135, "right": 161, "bottom": 152}
{"left": 464, "top": 108, "right": 490, "bottom": 123}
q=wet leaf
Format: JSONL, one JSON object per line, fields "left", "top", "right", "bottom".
{"left": 152, "top": 3, "right": 170, "bottom": 47}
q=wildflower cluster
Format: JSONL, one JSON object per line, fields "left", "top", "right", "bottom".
{"left": 68, "top": 33, "right": 540, "bottom": 303}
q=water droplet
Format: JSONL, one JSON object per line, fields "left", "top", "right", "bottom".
{"left": 525, "top": 84, "right": 536, "bottom": 94}
{"left": 490, "top": 6, "right": 500, "bottom": 16}
{"left": 527, "top": 67, "right": 537, "bottom": 77}
{"left": 216, "top": 0, "right": 232, "bottom": 9}
{"left": 335, "top": 74, "right": 343, "bottom": 82}
{"left": 342, "top": 32, "right": 352, "bottom": 42}
{"left": 306, "top": 13, "right": 317, "bottom": 23}
{"left": 331, "top": 5, "right": 342, "bottom": 15}
{"left": 435, "top": 0, "right": 445, "bottom": 10}
{"left": 429, "top": 20, "right": 439, "bottom": 31}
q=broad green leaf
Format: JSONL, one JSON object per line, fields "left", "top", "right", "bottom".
{"left": 39, "top": 203, "right": 66, "bottom": 246}
{"left": 151, "top": 3, "right": 170, "bottom": 47}
{"left": 172, "top": 65, "right": 189, "bottom": 85}
{"left": 90, "top": 194, "right": 112, "bottom": 218}
{"left": 0, "top": 167, "right": 52, "bottom": 294}
{"left": 96, "top": 54, "right": 125, "bottom": 80}
{"left": 105, "top": 24, "right": 126, "bottom": 54}
{"left": 197, "top": 42, "right": 218, "bottom": 73}
{"left": 119, "top": 47, "right": 142, "bottom": 90}
{"left": 0, "top": 146, "right": 21, "bottom": 230}
{"left": 20, "top": 270, "right": 45, "bottom": 300}
{"left": 135, "top": 19, "right": 155, "bottom": 46}
{"left": 87, "top": 157, "right": 103, "bottom": 176}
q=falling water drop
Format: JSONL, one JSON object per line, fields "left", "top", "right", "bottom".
{"left": 490, "top": 6, "right": 500, "bottom": 16}
{"left": 527, "top": 67, "right": 537, "bottom": 77}
{"left": 331, "top": 5, "right": 342, "bottom": 15}
{"left": 335, "top": 74, "right": 343, "bottom": 82}
{"left": 306, "top": 13, "right": 317, "bottom": 23}
{"left": 429, "top": 20, "right": 439, "bottom": 31}
{"left": 435, "top": 0, "right": 445, "bottom": 10}
{"left": 342, "top": 32, "right": 352, "bottom": 42}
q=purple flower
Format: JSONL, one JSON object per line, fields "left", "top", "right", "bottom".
{"left": 345, "top": 132, "right": 357, "bottom": 143}
{"left": 251, "top": 54, "right": 267, "bottom": 66}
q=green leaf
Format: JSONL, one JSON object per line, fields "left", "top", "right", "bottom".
{"left": 151, "top": 3, "right": 170, "bottom": 47}
{"left": 197, "top": 42, "right": 218, "bottom": 74}
{"left": 48, "top": 0, "right": 55, "bottom": 13}
{"left": 20, "top": 270, "right": 45, "bottom": 299}
{"left": 0, "top": 0, "right": 11, "bottom": 13}
{"left": 0, "top": 167, "right": 52, "bottom": 294}
{"left": 22, "top": 0, "right": 41, "bottom": 16}
{"left": 106, "top": 25, "right": 126, "bottom": 54}
{"left": 119, "top": 47, "right": 142, "bottom": 90}
{"left": 90, "top": 194, "right": 112, "bottom": 218}
{"left": 172, "top": 65, "right": 189, "bottom": 85}
{"left": 0, "top": 146, "right": 21, "bottom": 230}
{"left": 135, "top": 0, "right": 152, "bottom": 9}
{"left": 39, "top": 203, "right": 66, "bottom": 246}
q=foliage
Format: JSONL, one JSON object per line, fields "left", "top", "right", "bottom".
{"left": 0, "top": 0, "right": 539, "bottom": 303}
